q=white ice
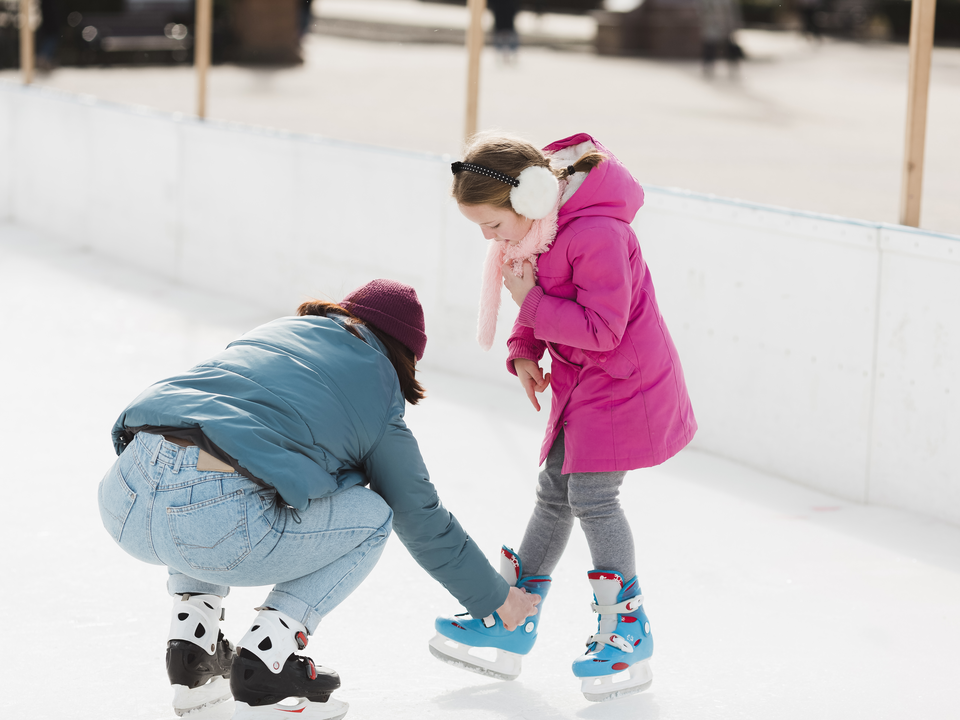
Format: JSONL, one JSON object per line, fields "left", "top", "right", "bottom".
{"left": 2, "top": 222, "right": 959, "bottom": 719}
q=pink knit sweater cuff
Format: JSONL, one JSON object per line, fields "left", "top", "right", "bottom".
{"left": 505, "top": 338, "right": 543, "bottom": 376}
{"left": 517, "top": 286, "right": 544, "bottom": 328}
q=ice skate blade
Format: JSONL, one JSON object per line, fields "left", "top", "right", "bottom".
{"left": 173, "top": 677, "right": 232, "bottom": 716}
{"left": 233, "top": 697, "right": 348, "bottom": 720}
{"left": 428, "top": 632, "right": 522, "bottom": 681}
{"left": 580, "top": 660, "right": 653, "bottom": 702}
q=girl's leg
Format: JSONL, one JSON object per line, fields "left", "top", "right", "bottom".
{"left": 567, "top": 471, "right": 651, "bottom": 701}
{"left": 518, "top": 431, "right": 574, "bottom": 578}
{"left": 567, "top": 471, "right": 635, "bottom": 580}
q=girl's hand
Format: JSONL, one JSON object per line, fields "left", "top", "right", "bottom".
{"left": 502, "top": 260, "right": 536, "bottom": 308}
{"left": 496, "top": 586, "right": 541, "bottom": 631}
{"left": 514, "top": 358, "right": 551, "bottom": 412}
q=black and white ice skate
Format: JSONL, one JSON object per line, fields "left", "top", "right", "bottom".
{"left": 231, "top": 648, "right": 345, "bottom": 719}
{"left": 167, "top": 631, "right": 235, "bottom": 715}
{"left": 231, "top": 608, "right": 348, "bottom": 720}
{"left": 167, "top": 594, "right": 235, "bottom": 716}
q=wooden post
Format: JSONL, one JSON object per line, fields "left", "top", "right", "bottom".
{"left": 464, "top": 0, "right": 486, "bottom": 141}
{"left": 19, "top": 0, "right": 34, "bottom": 85}
{"left": 899, "top": 0, "right": 938, "bottom": 227}
{"left": 195, "top": 0, "right": 213, "bottom": 119}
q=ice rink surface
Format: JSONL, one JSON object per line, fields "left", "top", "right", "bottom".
{"left": 3, "top": 221, "right": 960, "bottom": 719}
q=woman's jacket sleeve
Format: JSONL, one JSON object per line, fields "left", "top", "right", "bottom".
{"left": 363, "top": 412, "right": 509, "bottom": 618}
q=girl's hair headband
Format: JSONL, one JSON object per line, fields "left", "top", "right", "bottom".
{"left": 451, "top": 161, "right": 520, "bottom": 188}
{"left": 452, "top": 160, "right": 573, "bottom": 220}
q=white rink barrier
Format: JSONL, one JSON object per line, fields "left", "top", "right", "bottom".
{"left": 3, "top": 82, "right": 960, "bottom": 526}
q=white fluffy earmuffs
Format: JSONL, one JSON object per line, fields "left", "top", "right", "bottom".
{"left": 451, "top": 160, "right": 560, "bottom": 221}
{"left": 510, "top": 166, "right": 560, "bottom": 220}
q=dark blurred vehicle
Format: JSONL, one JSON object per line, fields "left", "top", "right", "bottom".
{"left": 1, "top": 0, "right": 303, "bottom": 69}
{"left": 739, "top": 0, "right": 960, "bottom": 42}
{"left": 878, "top": 0, "right": 960, "bottom": 43}
{"left": 738, "top": 0, "right": 871, "bottom": 32}
{"left": 58, "top": 0, "right": 199, "bottom": 66}
{"left": 422, "top": 0, "right": 605, "bottom": 14}
{"left": 0, "top": 0, "right": 25, "bottom": 69}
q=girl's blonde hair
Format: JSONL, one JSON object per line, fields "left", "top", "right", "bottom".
{"left": 452, "top": 134, "right": 606, "bottom": 210}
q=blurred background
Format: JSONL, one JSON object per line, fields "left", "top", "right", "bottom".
{"left": 0, "top": 0, "right": 958, "bottom": 232}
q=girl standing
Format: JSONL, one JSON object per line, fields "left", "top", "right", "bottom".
{"left": 429, "top": 133, "right": 697, "bottom": 701}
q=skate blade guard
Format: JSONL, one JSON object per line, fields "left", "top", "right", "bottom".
{"left": 428, "top": 632, "right": 522, "bottom": 681}
{"left": 233, "top": 696, "right": 348, "bottom": 719}
{"left": 172, "top": 676, "right": 232, "bottom": 716}
{"left": 580, "top": 659, "right": 653, "bottom": 702}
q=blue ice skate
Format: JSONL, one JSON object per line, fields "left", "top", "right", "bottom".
{"left": 428, "top": 546, "right": 551, "bottom": 680}
{"left": 572, "top": 570, "right": 654, "bottom": 702}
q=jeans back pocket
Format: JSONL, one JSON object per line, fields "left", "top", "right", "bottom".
{"left": 166, "top": 490, "right": 251, "bottom": 571}
{"left": 98, "top": 466, "right": 136, "bottom": 544}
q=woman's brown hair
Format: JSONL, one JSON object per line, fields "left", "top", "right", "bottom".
{"left": 296, "top": 300, "right": 426, "bottom": 405}
{"left": 452, "top": 134, "right": 607, "bottom": 211}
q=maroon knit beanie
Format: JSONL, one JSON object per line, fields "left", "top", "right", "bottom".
{"left": 340, "top": 279, "right": 427, "bottom": 360}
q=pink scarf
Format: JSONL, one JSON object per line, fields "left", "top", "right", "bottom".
{"left": 477, "top": 183, "right": 566, "bottom": 351}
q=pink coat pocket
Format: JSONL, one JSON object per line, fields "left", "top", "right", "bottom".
{"left": 583, "top": 347, "right": 636, "bottom": 379}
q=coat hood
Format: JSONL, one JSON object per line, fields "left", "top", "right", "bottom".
{"left": 543, "top": 133, "right": 644, "bottom": 230}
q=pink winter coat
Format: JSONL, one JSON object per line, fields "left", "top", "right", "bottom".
{"left": 506, "top": 133, "right": 697, "bottom": 473}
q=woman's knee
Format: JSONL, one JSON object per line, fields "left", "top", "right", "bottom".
{"left": 341, "top": 485, "right": 393, "bottom": 537}
{"left": 373, "top": 503, "right": 393, "bottom": 538}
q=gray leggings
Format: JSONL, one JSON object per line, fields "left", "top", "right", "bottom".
{"left": 518, "top": 430, "right": 636, "bottom": 580}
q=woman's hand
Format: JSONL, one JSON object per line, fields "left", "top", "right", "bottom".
{"left": 497, "top": 586, "right": 541, "bottom": 631}
{"left": 514, "top": 358, "right": 551, "bottom": 412}
{"left": 502, "top": 260, "right": 536, "bottom": 308}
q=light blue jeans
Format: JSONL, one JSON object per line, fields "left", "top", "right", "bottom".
{"left": 98, "top": 432, "right": 392, "bottom": 633}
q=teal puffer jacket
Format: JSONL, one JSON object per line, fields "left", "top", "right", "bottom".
{"left": 112, "top": 315, "right": 507, "bottom": 618}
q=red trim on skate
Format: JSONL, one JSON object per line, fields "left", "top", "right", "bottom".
{"left": 307, "top": 659, "right": 317, "bottom": 681}
{"left": 612, "top": 662, "right": 629, "bottom": 671}
{"left": 501, "top": 547, "right": 520, "bottom": 581}
{"left": 622, "top": 616, "right": 637, "bottom": 623}
{"left": 624, "top": 581, "right": 636, "bottom": 594}
{"left": 451, "top": 622, "right": 465, "bottom": 630}
{"left": 525, "top": 578, "right": 551, "bottom": 584}
{"left": 588, "top": 572, "right": 623, "bottom": 585}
